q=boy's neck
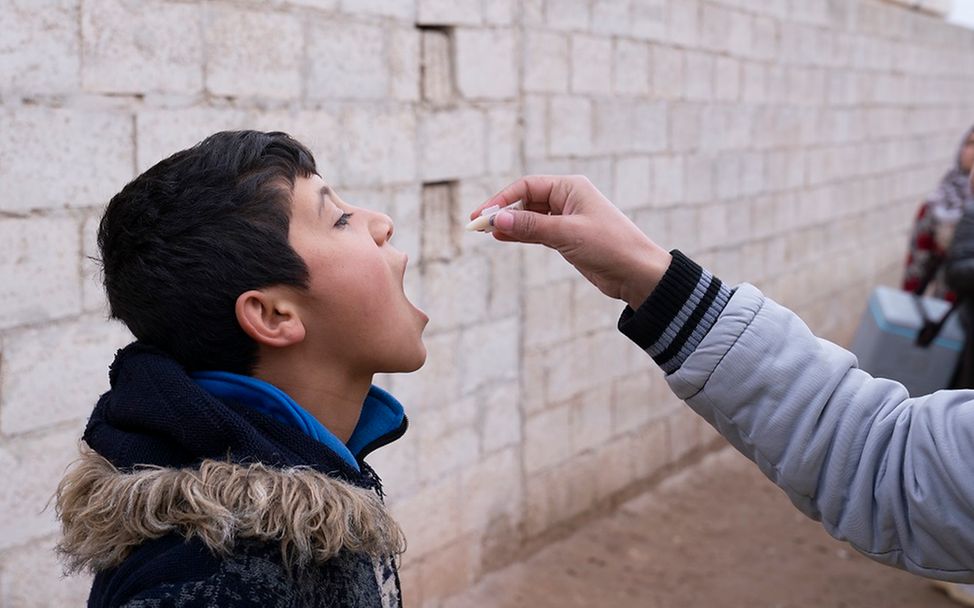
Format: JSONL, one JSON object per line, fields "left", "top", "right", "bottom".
{"left": 253, "top": 356, "right": 371, "bottom": 444}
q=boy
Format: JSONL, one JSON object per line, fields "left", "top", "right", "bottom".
{"left": 56, "top": 131, "right": 427, "bottom": 607}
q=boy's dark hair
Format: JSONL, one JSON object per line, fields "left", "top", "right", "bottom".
{"left": 98, "top": 130, "right": 316, "bottom": 374}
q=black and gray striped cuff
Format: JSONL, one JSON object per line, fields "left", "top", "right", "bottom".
{"left": 617, "top": 250, "right": 732, "bottom": 374}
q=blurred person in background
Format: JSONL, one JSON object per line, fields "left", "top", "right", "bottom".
{"left": 903, "top": 126, "right": 974, "bottom": 301}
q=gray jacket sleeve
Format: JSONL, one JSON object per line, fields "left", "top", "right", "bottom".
{"left": 667, "top": 283, "right": 974, "bottom": 581}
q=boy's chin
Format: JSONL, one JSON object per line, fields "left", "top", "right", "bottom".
{"left": 382, "top": 346, "right": 427, "bottom": 374}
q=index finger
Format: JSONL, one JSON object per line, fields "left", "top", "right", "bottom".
{"left": 468, "top": 175, "right": 561, "bottom": 220}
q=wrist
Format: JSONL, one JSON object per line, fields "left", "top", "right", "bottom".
{"left": 620, "top": 246, "right": 672, "bottom": 309}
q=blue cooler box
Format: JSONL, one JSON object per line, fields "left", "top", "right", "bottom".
{"left": 849, "top": 286, "right": 964, "bottom": 396}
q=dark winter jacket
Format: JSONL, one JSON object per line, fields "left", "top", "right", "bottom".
{"left": 56, "top": 342, "right": 408, "bottom": 607}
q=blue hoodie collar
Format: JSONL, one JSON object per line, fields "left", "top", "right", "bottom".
{"left": 190, "top": 371, "right": 405, "bottom": 472}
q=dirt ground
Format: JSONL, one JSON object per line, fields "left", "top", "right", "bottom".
{"left": 445, "top": 448, "right": 960, "bottom": 608}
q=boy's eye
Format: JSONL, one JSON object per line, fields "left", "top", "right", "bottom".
{"left": 334, "top": 212, "right": 353, "bottom": 228}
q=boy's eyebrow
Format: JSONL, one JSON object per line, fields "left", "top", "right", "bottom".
{"left": 317, "top": 186, "right": 331, "bottom": 218}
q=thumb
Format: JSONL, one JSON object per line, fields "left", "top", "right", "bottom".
{"left": 492, "top": 209, "right": 562, "bottom": 245}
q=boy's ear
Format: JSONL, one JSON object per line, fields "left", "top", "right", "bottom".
{"left": 235, "top": 289, "right": 306, "bottom": 348}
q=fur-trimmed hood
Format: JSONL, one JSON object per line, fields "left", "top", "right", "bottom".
{"left": 56, "top": 443, "right": 405, "bottom": 574}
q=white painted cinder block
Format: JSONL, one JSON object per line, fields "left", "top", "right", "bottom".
{"left": 0, "top": 216, "right": 82, "bottom": 330}
{"left": 0, "top": 426, "right": 84, "bottom": 551}
{"left": 204, "top": 6, "right": 302, "bottom": 99}
{"left": 416, "top": 0, "right": 481, "bottom": 25}
{"left": 0, "top": 535, "right": 92, "bottom": 607}
{"left": 339, "top": 0, "right": 415, "bottom": 19}
{"left": 613, "top": 39, "right": 651, "bottom": 96}
{"left": 614, "top": 156, "right": 653, "bottom": 210}
{"left": 81, "top": 0, "right": 202, "bottom": 95}
{"left": 341, "top": 105, "right": 417, "bottom": 186}
{"left": 0, "top": 108, "right": 133, "bottom": 213}
{"left": 548, "top": 96, "right": 593, "bottom": 157}
{"left": 419, "top": 108, "right": 487, "bottom": 181}
{"left": 0, "top": 0, "right": 80, "bottom": 95}
{"left": 454, "top": 29, "right": 517, "bottom": 100}
{"left": 523, "top": 32, "right": 571, "bottom": 93}
{"left": 307, "top": 21, "right": 389, "bottom": 101}
{"left": 1, "top": 317, "right": 133, "bottom": 435}
{"left": 571, "top": 34, "right": 612, "bottom": 94}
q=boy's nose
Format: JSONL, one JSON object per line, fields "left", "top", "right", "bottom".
{"left": 370, "top": 211, "right": 394, "bottom": 245}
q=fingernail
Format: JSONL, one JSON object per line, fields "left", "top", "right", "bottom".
{"left": 493, "top": 210, "right": 515, "bottom": 232}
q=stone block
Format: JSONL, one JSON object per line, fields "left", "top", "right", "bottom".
{"left": 0, "top": 427, "right": 84, "bottom": 550}
{"left": 546, "top": 0, "right": 591, "bottom": 31}
{"left": 0, "top": 536, "right": 92, "bottom": 607}
{"left": 307, "top": 20, "right": 388, "bottom": 100}
{"left": 668, "top": 0, "right": 701, "bottom": 46}
{"left": 339, "top": 0, "right": 414, "bottom": 18}
{"left": 487, "top": 105, "right": 519, "bottom": 174}
{"left": 455, "top": 28, "right": 517, "bottom": 100}
{"left": 418, "top": 425, "right": 480, "bottom": 481}
{"left": 668, "top": 102, "right": 703, "bottom": 153}
{"left": 392, "top": 330, "right": 461, "bottom": 409}
{"left": 683, "top": 154, "right": 716, "bottom": 204}
{"left": 613, "top": 39, "right": 650, "bottom": 95}
{"left": 418, "top": 536, "right": 478, "bottom": 601}
{"left": 593, "top": 99, "right": 634, "bottom": 155}
{"left": 572, "top": 385, "right": 613, "bottom": 453}
{"left": 81, "top": 0, "right": 202, "bottom": 94}
{"left": 571, "top": 34, "right": 612, "bottom": 94}
{"left": 205, "top": 5, "right": 302, "bottom": 99}
{"left": 548, "top": 96, "right": 593, "bottom": 157}
{"left": 614, "top": 156, "right": 652, "bottom": 211}
{"left": 714, "top": 55, "right": 740, "bottom": 101}
{"left": 420, "top": 256, "right": 489, "bottom": 332}
{"left": 459, "top": 318, "right": 518, "bottom": 394}
{"left": 389, "top": 476, "right": 462, "bottom": 557}
{"left": 0, "top": 217, "right": 81, "bottom": 329}
{"left": 419, "top": 108, "right": 486, "bottom": 181}
{"left": 572, "top": 281, "right": 620, "bottom": 332}
{"left": 0, "top": 0, "right": 79, "bottom": 94}
{"left": 341, "top": 105, "right": 417, "bottom": 186}
{"left": 485, "top": 0, "right": 515, "bottom": 24}
{"left": 652, "top": 45, "right": 685, "bottom": 100}
{"left": 684, "top": 50, "right": 715, "bottom": 101}
{"left": 524, "top": 404, "right": 573, "bottom": 473}
{"left": 481, "top": 383, "right": 522, "bottom": 453}
{"left": 458, "top": 448, "right": 521, "bottom": 534}
{"left": 668, "top": 406, "right": 702, "bottom": 462}
{"left": 653, "top": 155, "right": 685, "bottom": 206}
{"left": 524, "top": 280, "right": 574, "bottom": 348}
{"left": 631, "top": 0, "right": 666, "bottom": 40}
{"left": 591, "top": 0, "right": 630, "bottom": 35}
{"left": 1, "top": 318, "right": 132, "bottom": 435}
{"left": 631, "top": 101, "right": 668, "bottom": 153}
{"left": 612, "top": 372, "right": 655, "bottom": 434}
{"left": 417, "top": 0, "right": 481, "bottom": 25}
{"left": 629, "top": 416, "right": 669, "bottom": 480}
{"left": 1, "top": 107, "right": 133, "bottom": 212}
{"left": 523, "top": 32, "right": 570, "bottom": 93}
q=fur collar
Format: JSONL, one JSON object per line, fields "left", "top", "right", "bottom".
{"left": 55, "top": 444, "right": 405, "bottom": 573}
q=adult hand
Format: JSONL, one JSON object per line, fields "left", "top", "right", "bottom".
{"left": 470, "top": 175, "right": 672, "bottom": 309}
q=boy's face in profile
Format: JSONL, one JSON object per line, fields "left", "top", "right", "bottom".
{"left": 282, "top": 173, "right": 429, "bottom": 374}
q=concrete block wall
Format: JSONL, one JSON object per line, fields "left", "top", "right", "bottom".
{"left": 1, "top": 0, "right": 973, "bottom": 606}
